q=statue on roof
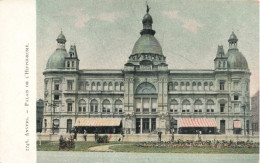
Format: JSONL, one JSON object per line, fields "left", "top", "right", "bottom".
{"left": 146, "top": 2, "right": 150, "bottom": 13}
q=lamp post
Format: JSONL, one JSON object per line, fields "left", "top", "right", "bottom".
{"left": 46, "top": 101, "right": 57, "bottom": 135}
{"left": 242, "top": 104, "right": 246, "bottom": 136}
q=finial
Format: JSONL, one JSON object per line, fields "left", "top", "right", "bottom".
{"left": 146, "top": 1, "right": 150, "bottom": 13}
{"left": 61, "top": 28, "right": 63, "bottom": 34}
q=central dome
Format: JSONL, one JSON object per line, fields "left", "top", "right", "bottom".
{"left": 132, "top": 34, "right": 163, "bottom": 55}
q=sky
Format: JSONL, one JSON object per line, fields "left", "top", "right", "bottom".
{"left": 37, "top": 0, "right": 259, "bottom": 99}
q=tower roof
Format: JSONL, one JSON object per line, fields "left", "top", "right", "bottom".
{"left": 228, "top": 32, "right": 238, "bottom": 42}
{"left": 56, "top": 30, "right": 66, "bottom": 44}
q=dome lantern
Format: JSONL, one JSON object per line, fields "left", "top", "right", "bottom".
{"left": 140, "top": 4, "right": 155, "bottom": 35}
{"left": 228, "top": 32, "right": 238, "bottom": 49}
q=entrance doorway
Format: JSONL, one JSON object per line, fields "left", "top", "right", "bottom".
{"left": 142, "top": 118, "right": 149, "bottom": 133}
{"left": 136, "top": 118, "right": 141, "bottom": 133}
{"left": 220, "top": 120, "right": 225, "bottom": 134}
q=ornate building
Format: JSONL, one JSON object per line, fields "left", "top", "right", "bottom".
{"left": 42, "top": 8, "right": 251, "bottom": 136}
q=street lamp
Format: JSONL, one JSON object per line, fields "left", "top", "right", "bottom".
{"left": 242, "top": 104, "right": 246, "bottom": 136}
{"left": 46, "top": 101, "right": 57, "bottom": 135}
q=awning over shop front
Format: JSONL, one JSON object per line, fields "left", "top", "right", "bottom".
{"left": 178, "top": 118, "right": 217, "bottom": 128}
{"left": 233, "top": 121, "right": 241, "bottom": 128}
{"left": 74, "top": 118, "right": 121, "bottom": 127}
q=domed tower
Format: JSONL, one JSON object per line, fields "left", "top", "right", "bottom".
{"left": 125, "top": 5, "right": 167, "bottom": 71}
{"left": 226, "top": 32, "right": 248, "bottom": 70}
{"left": 46, "top": 31, "right": 68, "bottom": 70}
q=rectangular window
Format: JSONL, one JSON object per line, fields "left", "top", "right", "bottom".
{"left": 119, "top": 108, "right": 123, "bottom": 113}
{"left": 207, "top": 109, "right": 210, "bottom": 113}
{"left": 67, "top": 81, "right": 73, "bottom": 90}
{"left": 170, "top": 109, "right": 173, "bottom": 113}
{"left": 211, "top": 109, "right": 214, "bottom": 112}
{"left": 143, "top": 108, "right": 149, "bottom": 113}
{"left": 151, "top": 118, "right": 156, "bottom": 131}
{"left": 182, "top": 110, "right": 185, "bottom": 113}
{"left": 68, "top": 103, "right": 72, "bottom": 112}
{"left": 102, "top": 107, "right": 106, "bottom": 112}
{"left": 199, "top": 109, "right": 202, "bottom": 113}
{"left": 174, "top": 109, "right": 178, "bottom": 113}
{"left": 90, "top": 106, "right": 94, "bottom": 112}
{"left": 55, "top": 83, "right": 59, "bottom": 90}
{"left": 95, "top": 106, "right": 98, "bottom": 113}
{"left": 83, "top": 107, "right": 86, "bottom": 112}
{"left": 78, "top": 107, "right": 82, "bottom": 112}
{"left": 54, "top": 95, "right": 59, "bottom": 100}
{"left": 220, "top": 104, "right": 225, "bottom": 112}
{"left": 152, "top": 109, "right": 156, "bottom": 113}
{"left": 220, "top": 81, "right": 225, "bottom": 90}
{"left": 234, "top": 95, "right": 239, "bottom": 100}
{"left": 115, "top": 108, "right": 118, "bottom": 112}
{"left": 136, "top": 108, "right": 140, "bottom": 112}
{"left": 107, "top": 109, "right": 110, "bottom": 113}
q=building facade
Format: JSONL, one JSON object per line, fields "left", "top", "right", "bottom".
{"left": 251, "top": 91, "right": 259, "bottom": 134}
{"left": 42, "top": 9, "right": 251, "bottom": 136}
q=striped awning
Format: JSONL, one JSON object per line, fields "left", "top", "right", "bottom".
{"left": 74, "top": 118, "right": 121, "bottom": 127}
{"left": 233, "top": 121, "right": 241, "bottom": 128}
{"left": 178, "top": 118, "right": 217, "bottom": 128}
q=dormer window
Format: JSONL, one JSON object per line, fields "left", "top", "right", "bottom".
{"left": 67, "top": 61, "right": 70, "bottom": 68}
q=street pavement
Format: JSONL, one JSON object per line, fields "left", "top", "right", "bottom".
{"left": 37, "top": 151, "right": 259, "bottom": 163}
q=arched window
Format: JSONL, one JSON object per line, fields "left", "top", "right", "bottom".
{"left": 209, "top": 82, "right": 214, "bottom": 91}
{"left": 115, "top": 82, "right": 120, "bottom": 91}
{"left": 108, "top": 82, "right": 113, "bottom": 91}
{"left": 186, "top": 82, "right": 190, "bottom": 91}
{"left": 194, "top": 100, "right": 203, "bottom": 113}
{"left": 85, "top": 82, "right": 90, "bottom": 91}
{"left": 115, "top": 100, "right": 123, "bottom": 113}
{"left": 170, "top": 99, "right": 178, "bottom": 113}
{"left": 78, "top": 99, "right": 86, "bottom": 112}
{"left": 67, "top": 61, "right": 70, "bottom": 68}
{"left": 182, "top": 100, "right": 190, "bottom": 113}
{"left": 198, "top": 82, "right": 202, "bottom": 90}
{"left": 67, "top": 119, "right": 72, "bottom": 133}
{"left": 103, "top": 82, "right": 108, "bottom": 91}
{"left": 120, "top": 82, "right": 124, "bottom": 91}
{"left": 79, "top": 82, "right": 84, "bottom": 91}
{"left": 192, "top": 82, "right": 197, "bottom": 90}
{"left": 102, "top": 99, "right": 111, "bottom": 113}
{"left": 180, "top": 82, "right": 185, "bottom": 91}
{"left": 174, "top": 82, "right": 179, "bottom": 91}
{"left": 168, "top": 82, "right": 173, "bottom": 91}
{"left": 204, "top": 82, "right": 208, "bottom": 91}
{"left": 206, "top": 100, "right": 215, "bottom": 113}
{"left": 90, "top": 99, "right": 98, "bottom": 113}
{"left": 91, "top": 82, "right": 96, "bottom": 91}
{"left": 97, "top": 82, "right": 101, "bottom": 91}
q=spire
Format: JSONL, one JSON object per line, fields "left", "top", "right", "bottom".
{"left": 140, "top": 3, "right": 155, "bottom": 35}
{"left": 228, "top": 31, "right": 238, "bottom": 50}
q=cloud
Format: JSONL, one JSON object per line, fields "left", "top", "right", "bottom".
{"left": 162, "top": 11, "right": 204, "bottom": 33}
{"left": 61, "top": 7, "right": 126, "bottom": 28}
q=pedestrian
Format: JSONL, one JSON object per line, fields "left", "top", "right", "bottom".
{"left": 171, "top": 129, "right": 175, "bottom": 142}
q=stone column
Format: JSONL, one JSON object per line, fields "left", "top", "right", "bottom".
{"left": 149, "top": 118, "right": 152, "bottom": 133}
{"left": 140, "top": 118, "right": 143, "bottom": 134}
